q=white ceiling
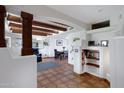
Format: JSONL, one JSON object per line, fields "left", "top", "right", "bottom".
{"left": 48, "top": 5, "right": 124, "bottom": 24}
{"left": 6, "top": 5, "right": 89, "bottom": 30}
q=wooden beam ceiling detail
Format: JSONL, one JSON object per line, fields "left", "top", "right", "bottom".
{"left": 7, "top": 14, "right": 21, "bottom": 22}
{"left": 32, "top": 21, "right": 67, "bottom": 31}
{"left": 10, "top": 27, "right": 51, "bottom": 36}
{"left": 7, "top": 14, "right": 67, "bottom": 31}
{"left": 9, "top": 22, "right": 58, "bottom": 34}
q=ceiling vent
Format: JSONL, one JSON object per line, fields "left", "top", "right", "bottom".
{"left": 91, "top": 20, "right": 110, "bottom": 30}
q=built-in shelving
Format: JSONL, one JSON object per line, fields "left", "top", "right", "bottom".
{"left": 82, "top": 46, "right": 109, "bottom": 78}
{"left": 84, "top": 49, "right": 100, "bottom": 60}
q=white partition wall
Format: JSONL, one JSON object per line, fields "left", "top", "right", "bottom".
{"left": 0, "top": 48, "right": 37, "bottom": 88}
{"left": 73, "top": 46, "right": 83, "bottom": 74}
{"left": 66, "top": 31, "right": 86, "bottom": 74}
{"left": 110, "top": 37, "right": 124, "bottom": 88}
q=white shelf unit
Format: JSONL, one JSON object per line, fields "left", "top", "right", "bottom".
{"left": 83, "top": 47, "right": 110, "bottom": 79}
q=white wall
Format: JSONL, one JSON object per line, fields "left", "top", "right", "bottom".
{"left": 67, "top": 31, "right": 86, "bottom": 65}
{"left": 91, "top": 31, "right": 116, "bottom": 44}
{"left": 110, "top": 37, "right": 124, "bottom": 88}
{"left": 5, "top": 27, "right": 71, "bottom": 58}
{"left": 5, "top": 32, "right": 22, "bottom": 56}
{"left": 39, "top": 34, "right": 68, "bottom": 57}
{"left": 87, "top": 12, "right": 124, "bottom": 44}
{"left": 39, "top": 30, "right": 87, "bottom": 61}
{"left": 0, "top": 19, "right": 37, "bottom": 88}
{"left": 0, "top": 48, "right": 37, "bottom": 88}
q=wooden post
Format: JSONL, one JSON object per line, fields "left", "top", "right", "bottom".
{"left": 0, "top": 5, "right": 6, "bottom": 47}
{"left": 21, "top": 11, "right": 33, "bottom": 56}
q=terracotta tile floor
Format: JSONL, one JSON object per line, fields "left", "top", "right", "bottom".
{"left": 37, "top": 58, "right": 110, "bottom": 88}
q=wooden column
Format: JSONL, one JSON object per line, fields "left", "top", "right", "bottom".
{"left": 0, "top": 5, "right": 6, "bottom": 47}
{"left": 21, "top": 11, "right": 33, "bottom": 56}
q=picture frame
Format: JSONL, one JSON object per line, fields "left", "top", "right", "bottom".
{"left": 56, "top": 40, "right": 63, "bottom": 46}
{"left": 43, "top": 41, "right": 49, "bottom": 46}
{"left": 43, "top": 39, "right": 49, "bottom": 46}
{"left": 101, "top": 40, "right": 109, "bottom": 47}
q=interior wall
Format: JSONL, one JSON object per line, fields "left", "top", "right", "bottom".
{"left": 91, "top": 31, "right": 116, "bottom": 44}
{"left": 0, "top": 48, "right": 37, "bottom": 88}
{"left": 110, "top": 37, "right": 124, "bottom": 87}
{"left": 67, "top": 31, "right": 86, "bottom": 65}
{"left": 39, "top": 34, "right": 68, "bottom": 57}
{"left": 39, "top": 29, "right": 87, "bottom": 58}
{"left": 88, "top": 13, "right": 124, "bottom": 44}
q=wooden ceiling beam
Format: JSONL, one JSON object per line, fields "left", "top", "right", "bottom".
{"left": 7, "top": 14, "right": 67, "bottom": 31}
{"left": 7, "top": 14, "right": 21, "bottom": 23}
{"left": 32, "top": 31, "right": 47, "bottom": 36}
{"left": 32, "top": 20, "right": 67, "bottom": 31}
{"left": 10, "top": 27, "right": 52, "bottom": 35}
{"left": 32, "top": 26, "right": 58, "bottom": 34}
{"left": 9, "top": 22, "right": 58, "bottom": 34}
{"left": 10, "top": 27, "right": 51, "bottom": 36}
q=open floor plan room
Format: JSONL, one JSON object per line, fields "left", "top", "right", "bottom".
{"left": 0, "top": 5, "right": 124, "bottom": 88}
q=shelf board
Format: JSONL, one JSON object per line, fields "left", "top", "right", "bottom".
{"left": 86, "top": 26, "right": 116, "bottom": 34}
{"left": 86, "top": 63, "right": 99, "bottom": 68}
{"left": 87, "top": 57, "right": 99, "bottom": 60}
